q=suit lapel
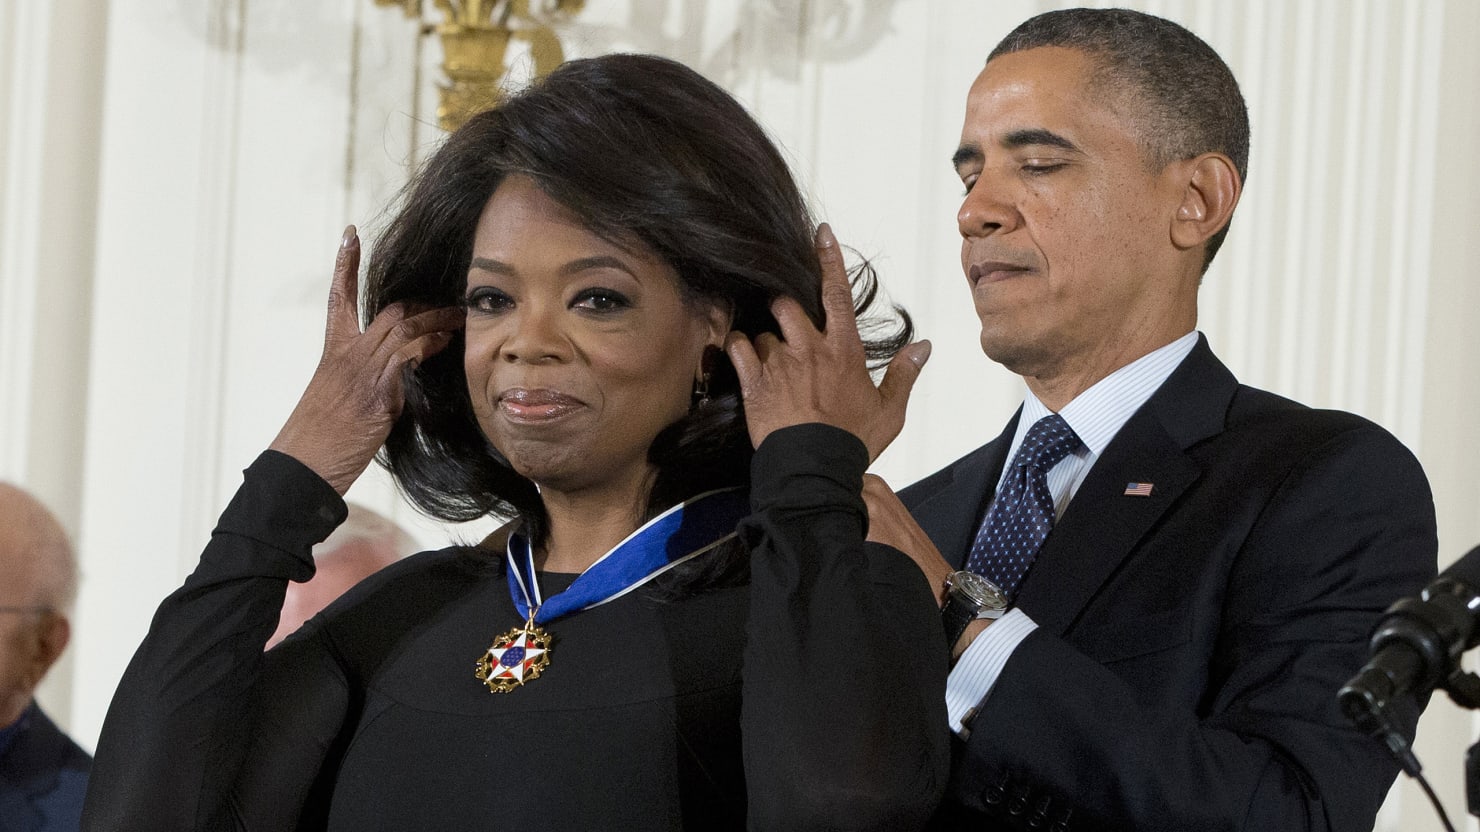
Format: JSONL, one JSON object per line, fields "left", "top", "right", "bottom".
{"left": 1012, "top": 414, "right": 1199, "bottom": 634}
{"left": 908, "top": 411, "right": 1020, "bottom": 569}
{"left": 1013, "top": 337, "right": 1238, "bottom": 636}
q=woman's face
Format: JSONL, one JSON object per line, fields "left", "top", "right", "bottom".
{"left": 463, "top": 175, "right": 729, "bottom": 503}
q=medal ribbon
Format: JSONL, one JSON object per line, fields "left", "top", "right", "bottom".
{"left": 506, "top": 487, "right": 750, "bottom": 624}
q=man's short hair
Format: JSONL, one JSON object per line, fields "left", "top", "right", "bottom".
{"left": 0, "top": 483, "right": 77, "bottom": 611}
{"left": 990, "top": 8, "right": 1250, "bottom": 271}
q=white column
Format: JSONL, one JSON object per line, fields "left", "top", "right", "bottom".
{"left": 0, "top": 0, "right": 109, "bottom": 737}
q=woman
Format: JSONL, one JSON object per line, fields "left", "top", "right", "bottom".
{"left": 82, "top": 54, "right": 946, "bottom": 831}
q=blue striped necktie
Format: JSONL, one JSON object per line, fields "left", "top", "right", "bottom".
{"left": 965, "top": 414, "right": 1082, "bottom": 599}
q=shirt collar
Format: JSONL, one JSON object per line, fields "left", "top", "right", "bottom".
{"left": 1016, "top": 331, "right": 1200, "bottom": 457}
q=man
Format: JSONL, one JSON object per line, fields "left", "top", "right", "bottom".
{"left": 266, "top": 503, "right": 415, "bottom": 648}
{"left": 0, "top": 484, "right": 90, "bottom": 832}
{"left": 723, "top": 8, "right": 1435, "bottom": 828}
{"left": 887, "top": 9, "right": 1437, "bottom": 831}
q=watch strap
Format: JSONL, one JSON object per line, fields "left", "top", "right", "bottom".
{"left": 941, "top": 593, "right": 976, "bottom": 649}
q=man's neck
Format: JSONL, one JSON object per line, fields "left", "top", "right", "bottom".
{"left": 0, "top": 697, "right": 33, "bottom": 760}
{"left": 1024, "top": 330, "right": 1196, "bottom": 411}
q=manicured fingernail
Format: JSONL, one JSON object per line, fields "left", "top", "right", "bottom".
{"left": 341, "top": 225, "right": 358, "bottom": 248}
{"left": 816, "top": 222, "right": 837, "bottom": 247}
{"left": 907, "top": 340, "right": 932, "bottom": 368}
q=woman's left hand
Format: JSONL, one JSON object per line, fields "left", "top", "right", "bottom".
{"left": 723, "top": 223, "right": 930, "bottom": 462}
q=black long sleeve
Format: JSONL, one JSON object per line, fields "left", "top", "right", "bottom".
{"left": 81, "top": 451, "right": 345, "bottom": 831}
{"left": 82, "top": 429, "right": 949, "bottom": 831}
{"left": 741, "top": 424, "right": 950, "bottom": 831}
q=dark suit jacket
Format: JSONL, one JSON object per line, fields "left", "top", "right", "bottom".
{"left": 903, "top": 337, "right": 1436, "bottom": 832}
{"left": 0, "top": 704, "right": 91, "bottom": 832}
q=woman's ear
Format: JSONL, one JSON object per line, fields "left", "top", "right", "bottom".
{"left": 699, "top": 300, "right": 735, "bottom": 349}
{"left": 691, "top": 302, "right": 733, "bottom": 406}
{"left": 1170, "top": 152, "right": 1241, "bottom": 251}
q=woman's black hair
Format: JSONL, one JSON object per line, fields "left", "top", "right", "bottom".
{"left": 365, "top": 53, "right": 910, "bottom": 542}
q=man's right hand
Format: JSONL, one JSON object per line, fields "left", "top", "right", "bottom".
{"left": 862, "top": 474, "right": 953, "bottom": 605}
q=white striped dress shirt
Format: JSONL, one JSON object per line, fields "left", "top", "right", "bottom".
{"left": 945, "top": 331, "right": 1200, "bottom": 735}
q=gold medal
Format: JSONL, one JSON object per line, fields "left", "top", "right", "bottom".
{"left": 475, "top": 611, "right": 552, "bottom": 693}
{"left": 480, "top": 490, "right": 745, "bottom": 694}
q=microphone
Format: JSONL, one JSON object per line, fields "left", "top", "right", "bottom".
{"left": 1339, "top": 544, "right": 1480, "bottom": 770}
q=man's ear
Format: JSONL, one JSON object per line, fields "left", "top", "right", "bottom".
{"left": 1170, "top": 152, "right": 1241, "bottom": 251}
{"left": 22, "top": 612, "right": 69, "bottom": 690}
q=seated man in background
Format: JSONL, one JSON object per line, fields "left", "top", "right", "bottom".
{"left": 266, "top": 504, "right": 416, "bottom": 648}
{"left": 0, "top": 483, "right": 89, "bottom": 832}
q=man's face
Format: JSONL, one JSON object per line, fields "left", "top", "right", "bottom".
{"left": 954, "top": 46, "right": 1195, "bottom": 383}
{"left": 0, "top": 487, "right": 70, "bottom": 727}
{"left": 0, "top": 612, "right": 40, "bottom": 709}
{"left": 0, "top": 541, "right": 46, "bottom": 725}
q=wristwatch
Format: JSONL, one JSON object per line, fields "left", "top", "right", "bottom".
{"left": 941, "top": 570, "right": 1008, "bottom": 649}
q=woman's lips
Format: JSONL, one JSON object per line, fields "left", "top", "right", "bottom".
{"left": 497, "top": 388, "right": 583, "bottom": 422}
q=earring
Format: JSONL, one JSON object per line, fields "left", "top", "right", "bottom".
{"left": 692, "top": 371, "right": 711, "bottom": 410}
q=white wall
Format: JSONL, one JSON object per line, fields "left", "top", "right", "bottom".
{"left": 0, "top": 0, "right": 111, "bottom": 743}
{"left": 2, "top": 1, "right": 1476, "bottom": 828}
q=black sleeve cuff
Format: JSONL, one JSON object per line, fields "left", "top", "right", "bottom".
{"left": 749, "top": 423, "right": 869, "bottom": 521}
{"left": 200, "top": 450, "right": 349, "bottom": 584}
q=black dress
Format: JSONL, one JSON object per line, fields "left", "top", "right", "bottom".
{"left": 81, "top": 424, "right": 949, "bottom": 831}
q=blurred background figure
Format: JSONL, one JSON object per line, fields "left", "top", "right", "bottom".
{"left": 266, "top": 504, "right": 416, "bottom": 649}
{"left": 0, "top": 483, "right": 88, "bottom": 832}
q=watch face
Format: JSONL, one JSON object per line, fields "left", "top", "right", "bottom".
{"left": 949, "top": 571, "right": 1007, "bottom": 609}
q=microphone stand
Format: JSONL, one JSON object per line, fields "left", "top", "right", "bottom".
{"left": 1447, "top": 673, "right": 1480, "bottom": 820}
{"left": 1341, "top": 665, "right": 1480, "bottom": 831}
{"left": 1338, "top": 545, "right": 1480, "bottom": 828}
{"left": 1339, "top": 591, "right": 1480, "bottom": 830}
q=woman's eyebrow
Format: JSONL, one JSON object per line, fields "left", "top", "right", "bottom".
{"left": 469, "top": 256, "right": 515, "bottom": 275}
{"left": 468, "top": 255, "right": 635, "bottom": 277}
{"left": 560, "top": 255, "right": 634, "bottom": 277}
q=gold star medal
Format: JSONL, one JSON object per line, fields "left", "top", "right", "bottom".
{"left": 475, "top": 610, "right": 552, "bottom": 693}
{"left": 479, "top": 489, "right": 747, "bottom": 694}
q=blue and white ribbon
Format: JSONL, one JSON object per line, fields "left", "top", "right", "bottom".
{"left": 506, "top": 487, "right": 750, "bottom": 623}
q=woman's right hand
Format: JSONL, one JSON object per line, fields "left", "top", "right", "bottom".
{"left": 268, "top": 226, "right": 464, "bottom": 495}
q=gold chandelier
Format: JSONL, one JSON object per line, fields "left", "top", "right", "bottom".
{"left": 375, "top": 0, "right": 585, "bottom": 131}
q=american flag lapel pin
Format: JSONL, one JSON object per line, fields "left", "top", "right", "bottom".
{"left": 1123, "top": 482, "right": 1154, "bottom": 497}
